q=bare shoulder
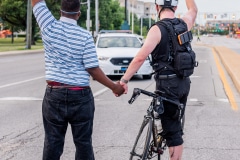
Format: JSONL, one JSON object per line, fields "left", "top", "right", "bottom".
{"left": 146, "top": 25, "right": 161, "bottom": 44}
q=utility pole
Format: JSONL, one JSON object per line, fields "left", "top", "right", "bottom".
{"left": 81, "top": 0, "right": 90, "bottom": 31}
{"left": 131, "top": 2, "right": 134, "bottom": 33}
{"left": 125, "top": 0, "right": 127, "bottom": 22}
{"left": 95, "top": 0, "right": 99, "bottom": 34}
{"left": 140, "top": 16, "right": 143, "bottom": 36}
{"left": 87, "top": 0, "right": 90, "bottom": 31}
{"left": 121, "top": 0, "right": 130, "bottom": 30}
{"left": 26, "top": 0, "right": 32, "bottom": 49}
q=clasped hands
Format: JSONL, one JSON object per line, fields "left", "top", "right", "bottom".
{"left": 112, "top": 81, "right": 128, "bottom": 97}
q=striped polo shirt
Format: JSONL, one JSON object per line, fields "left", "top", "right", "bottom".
{"left": 33, "top": 1, "right": 99, "bottom": 86}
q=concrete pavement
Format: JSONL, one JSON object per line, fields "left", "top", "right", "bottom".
{"left": 1, "top": 36, "right": 240, "bottom": 94}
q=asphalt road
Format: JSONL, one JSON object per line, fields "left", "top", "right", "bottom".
{"left": 0, "top": 36, "right": 240, "bottom": 160}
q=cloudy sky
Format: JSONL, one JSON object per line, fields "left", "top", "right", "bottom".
{"left": 177, "top": 0, "right": 240, "bottom": 13}
{"left": 141, "top": 0, "right": 240, "bottom": 13}
{"left": 140, "top": 0, "right": 240, "bottom": 24}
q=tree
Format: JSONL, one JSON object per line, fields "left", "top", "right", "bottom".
{"left": 0, "top": 0, "right": 60, "bottom": 44}
{"left": 78, "top": 0, "right": 125, "bottom": 32}
{"left": 0, "top": 0, "right": 125, "bottom": 44}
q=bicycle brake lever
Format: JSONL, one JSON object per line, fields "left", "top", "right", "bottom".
{"left": 128, "top": 88, "right": 141, "bottom": 104}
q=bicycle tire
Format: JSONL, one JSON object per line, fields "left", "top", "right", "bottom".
{"left": 129, "top": 117, "right": 153, "bottom": 160}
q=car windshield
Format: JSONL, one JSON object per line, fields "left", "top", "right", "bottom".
{"left": 97, "top": 36, "right": 142, "bottom": 48}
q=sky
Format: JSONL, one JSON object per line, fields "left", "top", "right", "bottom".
{"left": 140, "top": 0, "right": 240, "bottom": 24}
{"left": 140, "top": 0, "right": 240, "bottom": 13}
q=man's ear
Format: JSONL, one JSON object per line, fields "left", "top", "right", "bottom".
{"left": 155, "top": 4, "right": 159, "bottom": 11}
{"left": 174, "top": 6, "right": 177, "bottom": 11}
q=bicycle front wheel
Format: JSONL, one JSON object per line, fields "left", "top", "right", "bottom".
{"left": 129, "top": 117, "right": 153, "bottom": 160}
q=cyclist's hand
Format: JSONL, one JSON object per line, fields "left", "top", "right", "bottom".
{"left": 120, "top": 81, "right": 128, "bottom": 94}
{"left": 112, "top": 81, "right": 124, "bottom": 97}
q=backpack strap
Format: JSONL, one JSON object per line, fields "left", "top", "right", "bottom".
{"left": 150, "top": 20, "right": 177, "bottom": 74}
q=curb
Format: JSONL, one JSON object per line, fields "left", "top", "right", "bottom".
{"left": 214, "top": 46, "right": 240, "bottom": 94}
{"left": 0, "top": 49, "right": 44, "bottom": 56}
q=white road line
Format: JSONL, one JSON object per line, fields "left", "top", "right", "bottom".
{"left": 218, "top": 98, "right": 229, "bottom": 103}
{"left": 0, "top": 77, "right": 111, "bottom": 101}
{"left": 189, "top": 98, "right": 198, "bottom": 102}
{"left": 93, "top": 88, "right": 109, "bottom": 97}
{"left": 0, "top": 88, "right": 110, "bottom": 101}
{"left": 0, "top": 76, "right": 45, "bottom": 89}
{"left": 0, "top": 97, "right": 42, "bottom": 101}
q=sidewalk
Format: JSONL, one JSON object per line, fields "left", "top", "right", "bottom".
{"left": 214, "top": 46, "right": 240, "bottom": 93}
{"left": 193, "top": 36, "right": 240, "bottom": 93}
{"left": 0, "top": 49, "right": 44, "bottom": 56}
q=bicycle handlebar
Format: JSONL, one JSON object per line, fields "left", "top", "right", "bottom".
{"left": 128, "top": 88, "right": 155, "bottom": 104}
{"left": 128, "top": 88, "right": 183, "bottom": 109}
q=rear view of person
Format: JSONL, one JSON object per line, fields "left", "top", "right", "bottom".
{"left": 31, "top": 0, "right": 124, "bottom": 159}
{"left": 120, "top": 0, "right": 198, "bottom": 159}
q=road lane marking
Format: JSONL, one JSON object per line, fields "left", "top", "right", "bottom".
{"left": 212, "top": 48, "right": 238, "bottom": 111}
{"left": 0, "top": 88, "right": 110, "bottom": 101}
{"left": 189, "top": 98, "right": 198, "bottom": 102}
{"left": 93, "top": 88, "right": 109, "bottom": 97}
{"left": 0, "top": 76, "right": 45, "bottom": 89}
{"left": 0, "top": 97, "right": 42, "bottom": 101}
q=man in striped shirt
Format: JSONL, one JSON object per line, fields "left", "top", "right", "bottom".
{"left": 32, "top": 0, "right": 124, "bottom": 159}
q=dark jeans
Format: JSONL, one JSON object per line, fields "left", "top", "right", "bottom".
{"left": 42, "top": 87, "right": 95, "bottom": 160}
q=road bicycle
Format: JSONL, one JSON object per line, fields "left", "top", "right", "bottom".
{"left": 128, "top": 88, "right": 185, "bottom": 160}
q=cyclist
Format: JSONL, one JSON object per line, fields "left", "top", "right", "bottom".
{"left": 120, "top": 0, "right": 198, "bottom": 159}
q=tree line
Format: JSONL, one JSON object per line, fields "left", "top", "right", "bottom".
{"left": 0, "top": 0, "right": 153, "bottom": 44}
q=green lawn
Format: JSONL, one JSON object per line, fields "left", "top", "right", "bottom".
{"left": 0, "top": 37, "right": 43, "bottom": 52}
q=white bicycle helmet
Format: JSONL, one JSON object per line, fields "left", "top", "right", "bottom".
{"left": 155, "top": 0, "right": 178, "bottom": 7}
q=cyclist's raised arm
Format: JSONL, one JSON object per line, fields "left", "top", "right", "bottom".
{"left": 181, "top": 0, "right": 198, "bottom": 30}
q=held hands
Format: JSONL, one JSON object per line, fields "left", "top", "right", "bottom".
{"left": 119, "top": 81, "right": 128, "bottom": 94}
{"left": 112, "top": 81, "right": 125, "bottom": 97}
{"left": 112, "top": 79, "right": 128, "bottom": 97}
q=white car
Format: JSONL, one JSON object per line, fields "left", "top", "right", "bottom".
{"left": 95, "top": 32, "right": 152, "bottom": 79}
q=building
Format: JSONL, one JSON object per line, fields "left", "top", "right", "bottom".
{"left": 118, "top": 0, "right": 156, "bottom": 20}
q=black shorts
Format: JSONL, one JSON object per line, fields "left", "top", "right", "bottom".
{"left": 155, "top": 77, "right": 190, "bottom": 147}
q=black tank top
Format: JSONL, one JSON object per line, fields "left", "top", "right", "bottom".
{"left": 150, "top": 18, "right": 188, "bottom": 71}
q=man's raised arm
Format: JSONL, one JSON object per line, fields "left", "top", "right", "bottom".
{"left": 182, "top": 0, "right": 198, "bottom": 30}
{"left": 31, "top": 0, "right": 43, "bottom": 7}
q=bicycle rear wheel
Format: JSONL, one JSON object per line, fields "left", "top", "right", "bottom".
{"left": 129, "top": 117, "right": 153, "bottom": 160}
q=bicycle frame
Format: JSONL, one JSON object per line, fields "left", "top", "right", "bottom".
{"left": 129, "top": 88, "right": 184, "bottom": 160}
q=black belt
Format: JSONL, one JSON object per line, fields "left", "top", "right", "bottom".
{"left": 158, "top": 74, "right": 177, "bottom": 79}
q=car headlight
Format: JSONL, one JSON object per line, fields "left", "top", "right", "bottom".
{"left": 98, "top": 56, "right": 110, "bottom": 61}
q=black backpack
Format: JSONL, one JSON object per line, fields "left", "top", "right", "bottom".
{"left": 152, "top": 18, "right": 198, "bottom": 78}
